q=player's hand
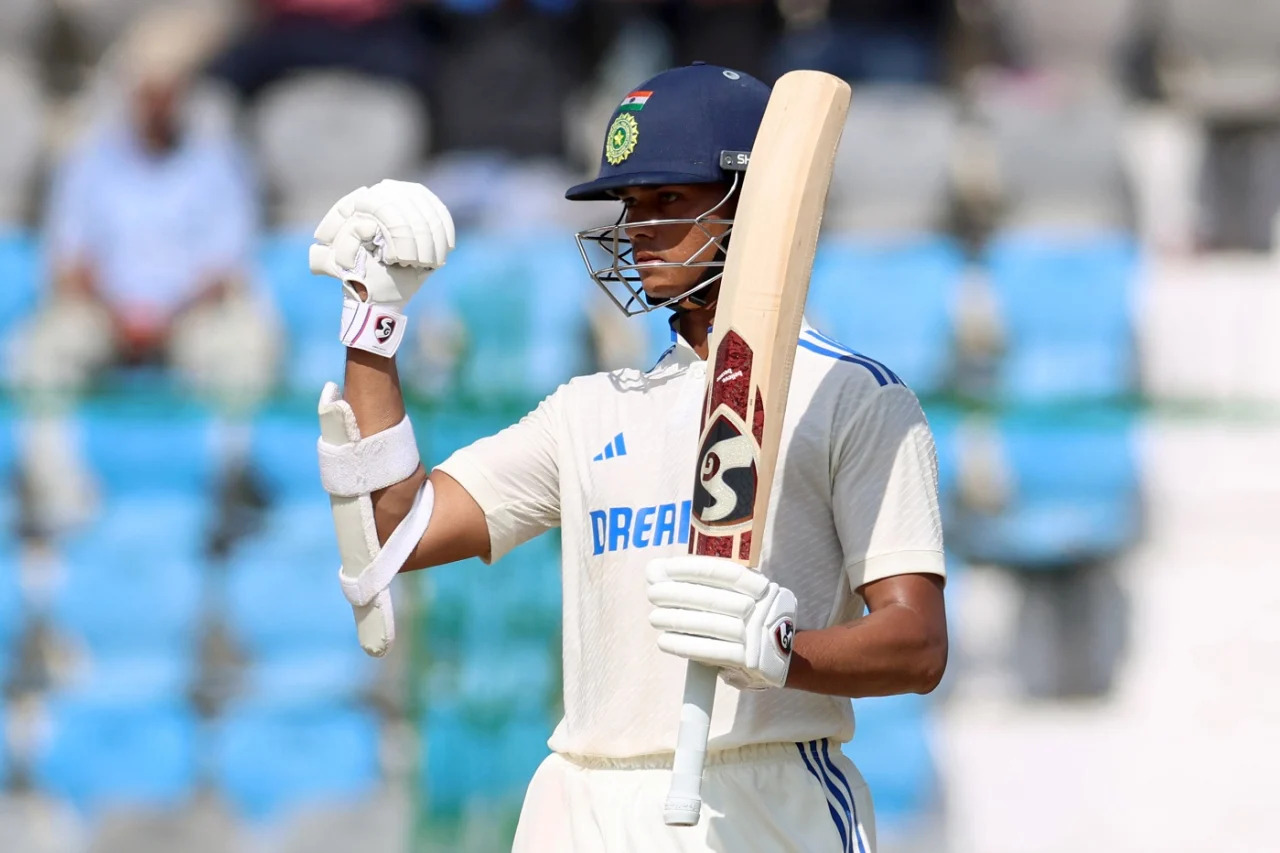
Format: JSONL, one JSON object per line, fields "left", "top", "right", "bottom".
{"left": 646, "top": 555, "right": 796, "bottom": 691}
{"left": 309, "top": 180, "right": 455, "bottom": 356}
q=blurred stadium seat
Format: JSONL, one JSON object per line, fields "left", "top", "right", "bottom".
{"left": 808, "top": 236, "right": 965, "bottom": 397}
{"left": 276, "top": 795, "right": 410, "bottom": 853}
{"left": 32, "top": 698, "right": 199, "bottom": 813}
{"left": 950, "top": 412, "right": 1140, "bottom": 567}
{"left": 223, "top": 503, "right": 376, "bottom": 706}
{"left": 1158, "top": 0, "right": 1280, "bottom": 113}
{"left": 52, "top": 499, "right": 205, "bottom": 699}
{"left": 0, "top": 229, "right": 40, "bottom": 340}
{"left": 974, "top": 76, "right": 1130, "bottom": 233}
{"left": 88, "top": 800, "right": 244, "bottom": 853}
{"left": 419, "top": 407, "right": 529, "bottom": 465}
{"left": 0, "top": 57, "right": 44, "bottom": 225}
{"left": 0, "top": 701, "right": 6, "bottom": 786}
{"left": 257, "top": 230, "right": 346, "bottom": 393}
{"left": 251, "top": 72, "right": 427, "bottom": 227}
{"left": 923, "top": 404, "right": 963, "bottom": 525}
{"left": 827, "top": 85, "right": 957, "bottom": 235}
{"left": 0, "top": 793, "right": 87, "bottom": 853}
{"left": 0, "top": 0, "right": 52, "bottom": 55}
{"left": 421, "top": 701, "right": 552, "bottom": 816}
{"left": 984, "top": 232, "right": 1139, "bottom": 403}
{"left": 62, "top": 494, "right": 207, "bottom": 566}
{"left": 845, "top": 693, "right": 941, "bottom": 843}
{"left": 410, "top": 229, "right": 594, "bottom": 406}
{"left": 211, "top": 702, "right": 381, "bottom": 822}
{"left": 61, "top": 0, "right": 177, "bottom": 61}
{"left": 992, "top": 0, "right": 1141, "bottom": 75}
{"left": 249, "top": 410, "right": 326, "bottom": 499}
{"left": 75, "top": 409, "right": 217, "bottom": 497}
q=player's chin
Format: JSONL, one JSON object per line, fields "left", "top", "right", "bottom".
{"left": 639, "top": 270, "right": 699, "bottom": 303}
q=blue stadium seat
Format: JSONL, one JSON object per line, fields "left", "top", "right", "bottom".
{"left": 426, "top": 532, "right": 561, "bottom": 651}
{"left": 0, "top": 558, "right": 18, "bottom": 687}
{"left": 0, "top": 408, "right": 16, "bottom": 549}
{"left": 32, "top": 698, "right": 198, "bottom": 813}
{"left": 212, "top": 703, "right": 381, "bottom": 821}
{"left": 0, "top": 229, "right": 40, "bottom": 338}
{"left": 421, "top": 701, "right": 552, "bottom": 815}
{"left": 257, "top": 231, "right": 345, "bottom": 391}
{"left": 951, "top": 412, "right": 1140, "bottom": 567}
{"left": 922, "top": 403, "right": 962, "bottom": 504}
{"left": 224, "top": 514, "right": 376, "bottom": 705}
{"left": 844, "top": 693, "right": 939, "bottom": 833}
{"left": 417, "top": 229, "right": 593, "bottom": 405}
{"left": 456, "top": 642, "right": 556, "bottom": 713}
{"left": 984, "top": 232, "right": 1138, "bottom": 403}
{"left": 250, "top": 411, "right": 326, "bottom": 500}
{"left": 808, "top": 236, "right": 964, "bottom": 397}
{"left": 421, "top": 407, "right": 525, "bottom": 463}
{"left": 55, "top": 498, "right": 205, "bottom": 652}
{"left": 76, "top": 407, "right": 217, "bottom": 497}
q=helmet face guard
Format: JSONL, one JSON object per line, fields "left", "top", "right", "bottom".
{"left": 574, "top": 175, "right": 739, "bottom": 317}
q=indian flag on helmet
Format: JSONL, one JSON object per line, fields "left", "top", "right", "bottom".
{"left": 619, "top": 90, "right": 652, "bottom": 111}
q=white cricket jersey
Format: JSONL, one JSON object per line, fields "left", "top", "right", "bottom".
{"left": 434, "top": 320, "right": 945, "bottom": 758}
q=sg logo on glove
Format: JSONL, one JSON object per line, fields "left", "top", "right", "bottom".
{"left": 374, "top": 315, "right": 398, "bottom": 343}
{"left": 773, "top": 617, "right": 795, "bottom": 655}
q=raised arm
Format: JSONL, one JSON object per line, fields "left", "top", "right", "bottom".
{"left": 309, "top": 180, "right": 489, "bottom": 657}
{"left": 342, "top": 348, "right": 490, "bottom": 567}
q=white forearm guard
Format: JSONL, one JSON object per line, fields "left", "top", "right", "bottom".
{"left": 317, "top": 382, "right": 435, "bottom": 657}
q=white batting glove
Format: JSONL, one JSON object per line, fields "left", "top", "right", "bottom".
{"left": 309, "top": 179, "right": 456, "bottom": 357}
{"left": 647, "top": 555, "right": 797, "bottom": 691}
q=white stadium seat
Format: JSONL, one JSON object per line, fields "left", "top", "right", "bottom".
{"left": 251, "top": 71, "right": 428, "bottom": 227}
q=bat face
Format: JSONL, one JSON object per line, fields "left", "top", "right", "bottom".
{"left": 690, "top": 330, "right": 764, "bottom": 562}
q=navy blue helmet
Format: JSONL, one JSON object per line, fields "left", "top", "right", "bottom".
{"left": 566, "top": 63, "right": 771, "bottom": 201}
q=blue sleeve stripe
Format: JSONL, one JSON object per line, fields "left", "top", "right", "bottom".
{"left": 647, "top": 345, "right": 676, "bottom": 373}
{"left": 798, "top": 339, "right": 894, "bottom": 387}
{"left": 803, "top": 330, "right": 903, "bottom": 385}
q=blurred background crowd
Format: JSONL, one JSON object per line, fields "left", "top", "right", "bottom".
{"left": 0, "top": 0, "right": 1278, "bottom": 851}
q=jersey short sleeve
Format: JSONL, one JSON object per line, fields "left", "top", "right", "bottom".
{"left": 433, "top": 391, "right": 563, "bottom": 563}
{"left": 833, "top": 384, "right": 945, "bottom": 589}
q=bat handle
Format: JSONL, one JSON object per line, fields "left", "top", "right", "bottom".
{"left": 663, "top": 660, "right": 718, "bottom": 826}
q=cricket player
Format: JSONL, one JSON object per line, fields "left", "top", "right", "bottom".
{"left": 311, "top": 63, "right": 947, "bottom": 852}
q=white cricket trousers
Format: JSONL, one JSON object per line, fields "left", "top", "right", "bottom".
{"left": 512, "top": 740, "right": 876, "bottom": 853}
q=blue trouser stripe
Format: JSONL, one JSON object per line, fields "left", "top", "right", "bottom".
{"left": 820, "top": 739, "right": 867, "bottom": 853}
{"left": 807, "top": 741, "right": 854, "bottom": 852}
{"left": 797, "top": 741, "right": 852, "bottom": 852}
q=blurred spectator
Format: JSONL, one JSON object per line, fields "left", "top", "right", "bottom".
{"left": 415, "top": 1, "right": 595, "bottom": 235}
{"left": 428, "top": 0, "right": 587, "bottom": 161}
{"left": 1155, "top": 0, "right": 1280, "bottom": 251}
{"left": 8, "top": 8, "right": 279, "bottom": 539}
{"left": 209, "top": 0, "right": 433, "bottom": 101}
{"left": 0, "top": 0, "right": 54, "bottom": 66}
{"left": 0, "top": 56, "right": 46, "bottom": 226}
{"left": 772, "top": 0, "right": 954, "bottom": 85}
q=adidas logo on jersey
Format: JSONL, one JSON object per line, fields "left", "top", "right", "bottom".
{"left": 592, "top": 432, "right": 628, "bottom": 462}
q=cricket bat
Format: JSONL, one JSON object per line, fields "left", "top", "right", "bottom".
{"left": 663, "top": 70, "right": 851, "bottom": 827}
